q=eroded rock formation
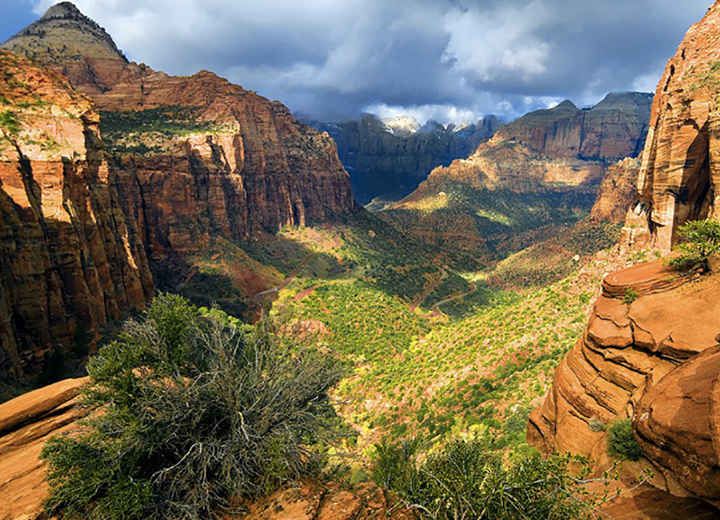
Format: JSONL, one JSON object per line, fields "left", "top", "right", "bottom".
{"left": 528, "top": 261, "right": 720, "bottom": 510}
{"left": 0, "top": 376, "right": 89, "bottom": 520}
{"left": 0, "top": 51, "right": 152, "bottom": 379}
{"left": 496, "top": 93, "right": 652, "bottom": 162}
{"left": 376, "top": 94, "right": 650, "bottom": 263}
{"left": 629, "top": 2, "right": 720, "bottom": 250}
{"left": 590, "top": 157, "right": 641, "bottom": 224}
{"left": 2, "top": 3, "right": 355, "bottom": 261}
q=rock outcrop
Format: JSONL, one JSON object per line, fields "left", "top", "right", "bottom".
{"left": 0, "top": 51, "right": 152, "bottom": 379}
{"left": 529, "top": 260, "right": 720, "bottom": 513}
{"left": 308, "top": 114, "right": 501, "bottom": 204}
{"left": 495, "top": 93, "right": 652, "bottom": 162}
{"left": 629, "top": 2, "right": 720, "bottom": 251}
{"left": 590, "top": 157, "right": 641, "bottom": 224}
{"left": 0, "top": 376, "right": 89, "bottom": 520}
{"left": 2, "top": 3, "right": 355, "bottom": 260}
{"left": 409, "top": 92, "right": 651, "bottom": 197}
{"left": 528, "top": 260, "right": 720, "bottom": 508}
{"left": 376, "top": 94, "right": 650, "bottom": 263}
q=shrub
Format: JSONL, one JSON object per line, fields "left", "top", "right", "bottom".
{"left": 623, "top": 288, "right": 638, "bottom": 305}
{"left": 669, "top": 219, "right": 720, "bottom": 272}
{"left": 589, "top": 418, "right": 607, "bottom": 432}
{"left": 41, "top": 294, "right": 341, "bottom": 519}
{"left": 607, "top": 419, "right": 642, "bottom": 461}
{"left": 372, "top": 437, "right": 594, "bottom": 519}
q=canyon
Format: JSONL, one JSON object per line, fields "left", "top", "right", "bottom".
{"left": 2, "top": 1, "right": 720, "bottom": 518}
{"left": 378, "top": 93, "right": 651, "bottom": 264}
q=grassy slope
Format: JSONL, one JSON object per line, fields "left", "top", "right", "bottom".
{"left": 260, "top": 212, "right": 625, "bottom": 464}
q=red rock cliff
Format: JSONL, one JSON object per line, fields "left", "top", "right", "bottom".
{"left": 0, "top": 51, "right": 152, "bottom": 379}
{"left": 529, "top": 2, "right": 720, "bottom": 512}
{"left": 0, "top": 3, "right": 355, "bottom": 373}
{"left": 628, "top": 1, "right": 720, "bottom": 251}
{"left": 2, "top": 2, "right": 355, "bottom": 268}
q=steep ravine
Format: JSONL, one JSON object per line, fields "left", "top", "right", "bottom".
{"left": 0, "top": 3, "right": 356, "bottom": 379}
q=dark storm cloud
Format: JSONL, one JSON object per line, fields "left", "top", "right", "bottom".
{"left": 21, "top": 0, "right": 714, "bottom": 122}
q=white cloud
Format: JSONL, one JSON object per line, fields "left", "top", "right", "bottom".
{"left": 364, "top": 103, "right": 485, "bottom": 126}
{"left": 442, "top": 1, "right": 551, "bottom": 83}
{"left": 26, "top": 0, "right": 710, "bottom": 122}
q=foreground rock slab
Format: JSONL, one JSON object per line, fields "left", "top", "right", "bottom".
{"left": 0, "top": 377, "right": 88, "bottom": 520}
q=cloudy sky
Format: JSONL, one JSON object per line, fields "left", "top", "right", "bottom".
{"left": 0, "top": 0, "right": 712, "bottom": 123}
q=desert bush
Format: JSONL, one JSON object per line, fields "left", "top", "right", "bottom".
{"left": 623, "top": 288, "right": 638, "bottom": 305}
{"left": 607, "top": 419, "right": 642, "bottom": 461}
{"left": 42, "top": 294, "right": 341, "bottom": 520}
{"left": 669, "top": 219, "right": 720, "bottom": 272}
{"left": 372, "top": 436, "right": 594, "bottom": 519}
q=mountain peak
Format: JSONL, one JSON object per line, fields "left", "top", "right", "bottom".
{"left": 41, "top": 1, "right": 85, "bottom": 20}
{"left": 553, "top": 100, "right": 578, "bottom": 111}
{"left": 2, "top": 1, "right": 127, "bottom": 64}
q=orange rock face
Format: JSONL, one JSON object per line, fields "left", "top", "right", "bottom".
{"left": 630, "top": 1, "right": 720, "bottom": 251}
{"left": 0, "top": 51, "right": 153, "bottom": 379}
{"left": 590, "top": 157, "right": 640, "bottom": 224}
{"left": 528, "top": 260, "right": 720, "bottom": 508}
{"left": 2, "top": 3, "right": 355, "bottom": 264}
{"left": 493, "top": 94, "right": 651, "bottom": 162}
{"left": 0, "top": 3, "right": 355, "bottom": 375}
{"left": 0, "top": 377, "right": 88, "bottom": 520}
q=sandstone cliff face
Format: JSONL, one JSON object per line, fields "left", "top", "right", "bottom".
{"left": 590, "top": 157, "right": 641, "bottom": 224}
{"left": 0, "top": 51, "right": 152, "bottom": 380}
{"left": 528, "top": 259, "right": 720, "bottom": 508}
{"left": 376, "top": 94, "right": 649, "bottom": 264}
{"left": 494, "top": 93, "right": 652, "bottom": 162}
{"left": 0, "top": 3, "right": 355, "bottom": 366}
{"left": 0, "top": 377, "right": 89, "bottom": 520}
{"left": 310, "top": 114, "right": 501, "bottom": 203}
{"left": 629, "top": 2, "right": 720, "bottom": 251}
{"left": 2, "top": 3, "right": 355, "bottom": 263}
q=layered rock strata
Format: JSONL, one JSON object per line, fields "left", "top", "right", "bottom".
{"left": 629, "top": 2, "right": 720, "bottom": 250}
{"left": 0, "top": 51, "right": 152, "bottom": 379}
{"left": 529, "top": 260, "right": 720, "bottom": 507}
{"left": 310, "top": 114, "right": 501, "bottom": 203}
{"left": 0, "top": 377, "right": 89, "bottom": 520}
{"left": 0, "top": 3, "right": 355, "bottom": 375}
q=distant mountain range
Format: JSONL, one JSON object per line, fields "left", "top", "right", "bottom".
{"left": 305, "top": 113, "right": 502, "bottom": 203}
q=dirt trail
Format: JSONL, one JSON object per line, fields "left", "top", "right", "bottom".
{"left": 251, "top": 252, "right": 317, "bottom": 300}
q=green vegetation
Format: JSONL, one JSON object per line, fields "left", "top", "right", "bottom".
{"left": 670, "top": 219, "right": 720, "bottom": 272}
{"left": 623, "top": 288, "right": 638, "bottom": 304}
{"left": 100, "top": 106, "right": 222, "bottom": 154}
{"left": 41, "top": 294, "right": 341, "bottom": 519}
{"left": 380, "top": 184, "right": 598, "bottom": 268}
{"left": 607, "top": 419, "right": 642, "bottom": 461}
{"left": 373, "top": 436, "right": 595, "bottom": 519}
{"left": 0, "top": 110, "right": 21, "bottom": 135}
{"left": 275, "top": 223, "right": 598, "bottom": 449}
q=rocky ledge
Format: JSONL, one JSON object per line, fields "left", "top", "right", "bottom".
{"left": 529, "top": 259, "right": 720, "bottom": 510}
{"left": 0, "top": 377, "right": 89, "bottom": 520}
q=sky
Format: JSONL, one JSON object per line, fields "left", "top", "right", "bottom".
{"left": 0, "top": 0, "right": 712, "bottom": 124}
